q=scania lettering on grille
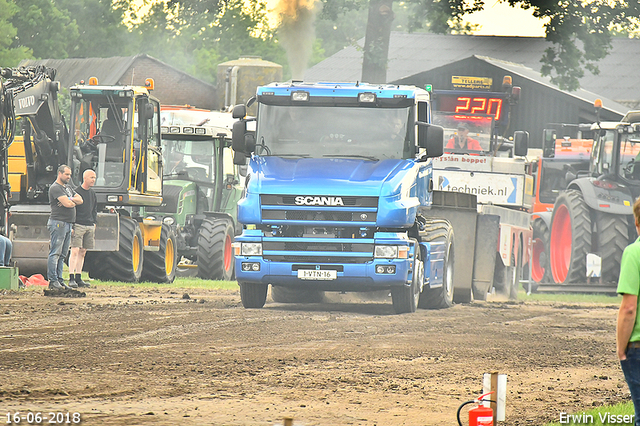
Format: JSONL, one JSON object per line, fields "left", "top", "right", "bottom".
{"left": 294, "top": 196, "right": 344, "bottom": 206}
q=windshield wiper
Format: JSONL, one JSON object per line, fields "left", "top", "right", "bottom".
{"left": 322, "top": 154, "right": 379, "bottom": 161}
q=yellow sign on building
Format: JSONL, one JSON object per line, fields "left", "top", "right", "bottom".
{"left": 451, "top": 76, "right": 493, "bottom": 90}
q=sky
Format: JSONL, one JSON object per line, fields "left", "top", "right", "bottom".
{"left": 463, "top": 1, "right": 547, "bottom": 37}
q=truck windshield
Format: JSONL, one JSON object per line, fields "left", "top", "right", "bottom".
{"left": 161, "top": 138, "right": 214, "bottom": 182}
{"left": 432, "top": 113, "right": 493, "bottom": 154}
{"left": 256, "top": 105, "right": 413, "bottom": 160}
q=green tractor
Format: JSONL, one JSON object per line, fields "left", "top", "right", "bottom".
{"left": 145, "top": 106, "right": 244, "bottom": 280}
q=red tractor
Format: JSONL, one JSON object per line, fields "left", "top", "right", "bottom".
{"left": 541, "top": 106, "right": 640, "bottom": 289}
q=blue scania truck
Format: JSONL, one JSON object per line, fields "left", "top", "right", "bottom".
{"left": 231, "top": 82, "right": 485, "bottom": 314}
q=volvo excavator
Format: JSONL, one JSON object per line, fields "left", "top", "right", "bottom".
{"left": 5, "top": 71, "right": 174, "bottom": 282}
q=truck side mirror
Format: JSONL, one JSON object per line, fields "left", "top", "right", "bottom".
{"left": 232, "top": 120, "right": 246, "bottom": 152}
{"left": 542, "top": 128, "right": 556, "bottom": 158}
{"left": 244, "top": 133, "right": 256, "bottom": 153}
{"left": 417, "top": 122, "right": 444, "bottom": 158}
{"left": 514, "top": 130, "right": 529, "bottom": 157}
{"left": 232, "top": 104, "right": 246, "bottom": 119}
{"left": 233, "top": 150, "right": 247, "bottom": 166}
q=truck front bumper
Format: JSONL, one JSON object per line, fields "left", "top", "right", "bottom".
{"left": 234, "top": 257, "right": 413, "bottom": 292}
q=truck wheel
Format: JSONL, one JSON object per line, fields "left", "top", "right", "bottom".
{"left": 549, "top": 190, "right": 591, "bottom": 284}
{"left": 197, "top": 219, "right": 234, "bottom": 281}
{"left": 418, "top": 226, "right": 454, "bottom": 309}
{"left": 509, "top": 247, "right": 523, "bottom": 301}
{"left": 86, "top": 217, "right": 143, "bottom": 282}
{"left": 596, "top": 212, "right": 628, "bottom": 283}
{"left": 271, "top": 286, "right": 324, "bottom": 303}
{"left": 530, "top": 218, "right": 551, "bottom": 289}
{"left": 239, "top": 282, "right": 268, "bottom": 308}
{"left": 392, "top": 250, "right": 422, "bottom": 314}
{"left": 141, "top": 224, "right": 177, "bottom": 283}
{"left": 493, "top": 253, "right": 519, "bottom": 300}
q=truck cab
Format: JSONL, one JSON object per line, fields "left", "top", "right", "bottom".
{"left": 231, "top": 82, "right": 455, "bottom": 313}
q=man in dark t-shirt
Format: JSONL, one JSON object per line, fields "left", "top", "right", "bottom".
{"left": 47, "top": 165, "right": 83, "bottom": 290}
{"left": 68, "top": 169, "right": 97, "bottom": 288}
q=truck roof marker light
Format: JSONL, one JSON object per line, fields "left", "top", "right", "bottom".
{"left": 88, "top": 77, "right": 98, "bottom": 85}
{"left": 161, "top": 126, "right": 169, "bottom": 133}
{"left": 511, "top": 86, "right": 521, "bottom": 104}
{"left": 195, "top": 127, "right": 206, "bottom": 134}
{"left": 358, "top": 92, "right": 376, "bottom": 103}
{"left": 145, "top": 78, "right": 155, "bottom": 90}
{"left": 169, "top": 126, "right": 180, "bottom": 133}
{"left": 502, "top": 76, "right": 513, "bottom": 92}
{"left": 291, "top": 91, "right": 309, "bottom": 102}
{"left": 183, "top": 127, "right": 194, "bottom": 134}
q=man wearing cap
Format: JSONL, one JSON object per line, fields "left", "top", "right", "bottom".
{"left": 446, "top": 124, "right": 483, "bottom": 151}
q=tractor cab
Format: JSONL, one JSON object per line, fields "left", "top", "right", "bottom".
{"left": 68, "top": 78, "right": 163, "bottom": 208}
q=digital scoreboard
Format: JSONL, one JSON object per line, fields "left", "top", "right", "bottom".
{"left": 432, "top": 91, "right": 510, "bottom": 126}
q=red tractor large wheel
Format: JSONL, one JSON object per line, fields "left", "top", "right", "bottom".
{"left": 549, "top": 190, "right": 592, "bottom": 284}
{"left": 530, "top": 218, "right": 552, "bottom": 287}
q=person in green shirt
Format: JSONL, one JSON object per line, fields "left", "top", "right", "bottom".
{"left": 617, "top": 196, "right": 640, "bottom": 426}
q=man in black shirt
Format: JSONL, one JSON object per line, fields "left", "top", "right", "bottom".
{"left": 68, "top": 169, "right": 97, "bottom": 288}
{"left": 47, "top": 165, "right": 83, "bottom": 290}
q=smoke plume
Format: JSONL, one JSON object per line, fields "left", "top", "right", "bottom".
{"left": 273, "top": 0, "right": 320, "bottom": 80}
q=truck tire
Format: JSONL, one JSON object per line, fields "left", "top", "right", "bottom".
{"left": 86, "top": 217, "right": 144, "bottom": 282}
{"left": 549, "top": 190, "right": 591, "bottom": 284}
{"left": 596, "top": 212, "right": 628, "bottom": 283}
{"left": 271, "top": 286, "right": 324, "bottom": 303}
{"left": 530, "top": 218, "right": 551, "bottom": 289}
{"left": 418, "top": 223, "right": 454, "bottom": 309}
{"left": 197, "top": 219, "right": 234, "bottom": 281}
{"left": 141, "top": 224, "right": 177, "bottom": 283}
{"left": 392, "top": 247, "right": 423, "bottom": 314}
{"left": 239, "top": 282, "right": 268, "bottom": 308}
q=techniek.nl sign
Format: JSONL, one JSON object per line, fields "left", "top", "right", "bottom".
{"left": 434, "top": 170, "right": 523, "bottom": 206}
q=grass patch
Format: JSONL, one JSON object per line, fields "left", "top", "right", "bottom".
{"left": 87, "top": 276, "right": 238, "bottom": 290}
{"left": 518, "top": 288, "right": 621, "bottom": 305}
{"left": 544, "top": 402, "right": 635, "bottom": 425}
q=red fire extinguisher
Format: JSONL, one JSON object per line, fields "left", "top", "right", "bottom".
{"left": 457, "top": 391, "right": 495, "bottom": 426}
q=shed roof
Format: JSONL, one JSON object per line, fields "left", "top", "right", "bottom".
{"left": 19, "top": 54, "right": 215, "bottom": 90}
{"left": 304, "top": 32, "right": 640, "bottom": 105}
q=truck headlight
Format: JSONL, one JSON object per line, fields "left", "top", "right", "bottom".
{"left": 375, "top": 245, "right": 398, "bottom": 258}
{"left": 241, "top": 242, "right": 262, "bottom": 256}
{"left": 374, "top": 245, "right": 409, "bottom": 259}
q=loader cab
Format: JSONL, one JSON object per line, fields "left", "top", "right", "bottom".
{"left": 68, "top": 83, "right": 163, "bottom": 207}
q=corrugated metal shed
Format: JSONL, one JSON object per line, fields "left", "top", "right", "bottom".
{"left": 304, "top": 32, "right": 640, "bottom": 109}
{"left": 20, "top": 56, "right": 137, "bottom": 87}
{"left": 394, "top": 55, "right": 627, "bottom": 147}
{"left": 19, "top": 54, "right": 218, "bottom": 109}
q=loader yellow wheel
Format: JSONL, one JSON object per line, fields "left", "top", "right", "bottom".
{"left": 141, "top": 224, "right": 178, "bottom": 283}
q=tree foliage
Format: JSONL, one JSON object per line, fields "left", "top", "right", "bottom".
{"left": 510, "top": 0, "right": 640, "bottom": 90}
{"left": 0, "top": 0, "right": 31, "bottom": 65}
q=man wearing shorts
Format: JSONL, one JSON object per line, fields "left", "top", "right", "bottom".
{"left": 68, "top": 169, "right": 97, "bottom": 288}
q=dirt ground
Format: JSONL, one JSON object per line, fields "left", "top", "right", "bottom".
{"left": 0, "top": 284, "right": 629, "bottom": 426}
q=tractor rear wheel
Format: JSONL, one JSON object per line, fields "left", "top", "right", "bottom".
{"left": 197, "top": 219, "right": 234, "bottom": 281}
{"left": 530, "top": 218, "right": 551, "bottom": 289}
{"left": 549, "top": 190, "right": 591, "bottom": 284}
{"left": 596, "top": 212, "right": 628, "bottom": 283}
{"left": 141, "top": 224, "right": 177, "bottom": 283}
